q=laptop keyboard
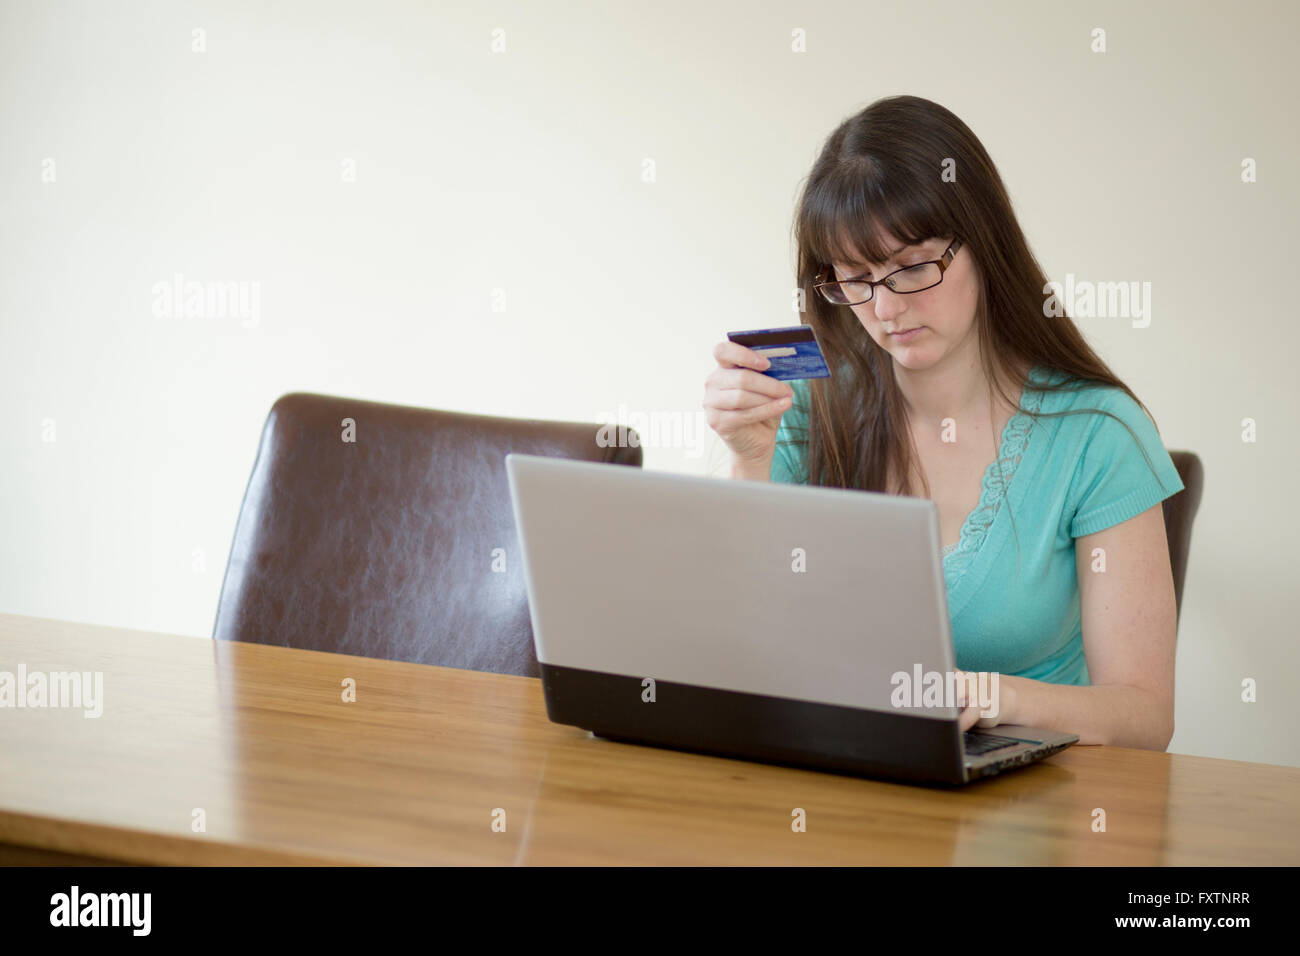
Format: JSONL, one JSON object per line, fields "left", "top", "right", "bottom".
{"left": 963, "top": 732, "right": 1026, "bottom": 755}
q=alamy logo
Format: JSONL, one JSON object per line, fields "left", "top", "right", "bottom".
{"left": 1042, "top": 274, "right": 1152, "bottom": 328}
{"left": 151, "top": 273, "right": 261, "bottom": 327}
{"left": 594, "top": 404, "right": 707, "bottom": 458}
{"left": 50, "top": 886, "right": 151, "bottom": 936}
{"left": 0, "top": 664, "right": 103, "bottom": 718}
{"left": 890, "top": 665, "right": 1000, "bottom": 719}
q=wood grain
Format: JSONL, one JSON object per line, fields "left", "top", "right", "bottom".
{"left": 0, "top": 613, "right": 1296, "bottom": 865}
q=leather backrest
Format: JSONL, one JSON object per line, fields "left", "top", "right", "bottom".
{"left": 1162, "top": 450, "right": 1204, "bottom": 627}
{"left": 213, "top": 393, "right": 642, "bottom": 676}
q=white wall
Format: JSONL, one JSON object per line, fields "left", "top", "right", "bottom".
{"left": 2, "top": 0, "right": 1296, "bottom": 767}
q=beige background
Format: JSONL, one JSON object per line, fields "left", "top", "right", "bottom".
{"left": 2, "top": 0, "right": 1295, "bottom": 766}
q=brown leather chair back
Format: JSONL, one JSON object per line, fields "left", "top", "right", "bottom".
{"left": 214, "top": 393, "right": 642, "bottom": 676}
{"left": 1162, "top": 450, "right": 1203, "bottom": 628}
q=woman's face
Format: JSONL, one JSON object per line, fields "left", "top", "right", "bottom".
{"left": 830, "top": 232, "right": 980, "bottom": 371}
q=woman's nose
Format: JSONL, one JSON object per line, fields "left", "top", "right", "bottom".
{"left": 869, "top": 285, "right": 905, "bottom": 323}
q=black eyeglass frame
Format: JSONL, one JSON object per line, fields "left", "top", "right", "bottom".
{"left": 814, "top": 237, "right": 963, "bottom": 306}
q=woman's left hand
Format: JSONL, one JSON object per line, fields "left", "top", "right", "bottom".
{"left": 953, "top": 669, "right": 1015, "bottom": 731}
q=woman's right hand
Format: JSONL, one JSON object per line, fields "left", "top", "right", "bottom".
{"left": 703, "top": 340, "right": 795, "bottom": 467}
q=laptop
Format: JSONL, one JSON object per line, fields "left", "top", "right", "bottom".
{"left": 504, "top": 453, "right": 1078, "bottom": 786}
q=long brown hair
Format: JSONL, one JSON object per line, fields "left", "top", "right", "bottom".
{"left": 789, "top": 95, "right": 1165, "bottom": 550}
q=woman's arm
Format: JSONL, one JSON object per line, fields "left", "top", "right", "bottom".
{"left": 1000, "top": 503, "right": 1178, "bottom": 749}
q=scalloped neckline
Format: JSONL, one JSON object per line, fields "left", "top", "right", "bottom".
{"left": 941, "top": 367, "right": 1047, "bottom": 572}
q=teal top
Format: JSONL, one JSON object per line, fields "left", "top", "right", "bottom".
{"left": 770, "top": 365, "right": 1185, "bottom": 685}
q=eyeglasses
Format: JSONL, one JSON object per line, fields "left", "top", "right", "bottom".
{"left": 814, "top": 237, "right": 963, "bottom": 306}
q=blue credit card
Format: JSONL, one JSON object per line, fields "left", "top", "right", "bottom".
{"left": 726, "top": 325, "right": 831, "bottom": 381}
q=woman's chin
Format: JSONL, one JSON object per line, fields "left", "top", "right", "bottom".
{"left": 888, "top": 342, "right": 937, "bottom": 367}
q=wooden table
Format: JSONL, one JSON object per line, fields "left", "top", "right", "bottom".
{"left": 1, "top": 613, "right": 1296, "bottom": 865}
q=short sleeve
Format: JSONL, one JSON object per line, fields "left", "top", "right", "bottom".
{"left": 769, "top": 379, "right": 811, "bottom": 484}
{"left": 1067, "top": 388, "right": 1184, "bottom": 538}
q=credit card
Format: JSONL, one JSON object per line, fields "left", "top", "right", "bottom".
{"left": 726, "top": 324, "right": 831, "bottom": 381}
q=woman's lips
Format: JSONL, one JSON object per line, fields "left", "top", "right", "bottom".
{"left": 889, "top": 327, "right": 924, "bottom": 341}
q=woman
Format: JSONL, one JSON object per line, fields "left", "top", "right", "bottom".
{"left": 703, "top": 95, "right": 1182, "bottom": 750}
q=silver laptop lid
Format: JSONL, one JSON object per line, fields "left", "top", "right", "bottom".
{"left": 505, "top": 454, "right": 959, "bottom": 721}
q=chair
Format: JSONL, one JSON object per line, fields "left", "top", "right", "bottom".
{"left": 1162, "top": 450, "right": 1203, "bottom": 627}
{"left": 213, "top": 393, "right": 642, "bottom": 676}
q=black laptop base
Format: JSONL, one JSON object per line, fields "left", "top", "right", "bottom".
{"left": 540, "top": 663, "right": 974, "bottom": 787}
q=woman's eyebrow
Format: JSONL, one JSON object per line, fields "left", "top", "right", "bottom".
{"left": 839, "top": 243, "right": 920, "bottom": 271}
